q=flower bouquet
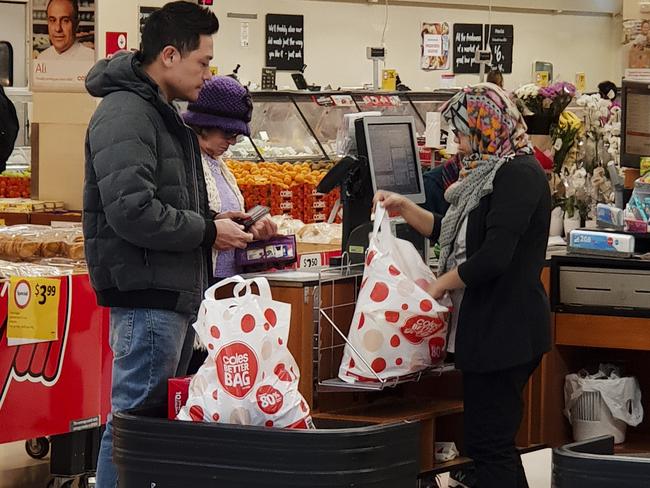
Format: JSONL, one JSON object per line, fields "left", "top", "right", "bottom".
{"left": 561, "top": 167, "right": 592, "bottom": 230}
{"left": 576, "top": 94, "right": 621, "bottom": 168}
{"left": 514, "top": 81, "right": 576, "bottom": 134}
{"left": 551, "top": 111, "right": 583, "bottom": 174}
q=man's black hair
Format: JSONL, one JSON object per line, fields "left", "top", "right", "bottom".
{"left": 141, "top": 1, "right": 219, "bottom": 65}
{"left": 46, "top": 0, "right": 80, "bottom": 29}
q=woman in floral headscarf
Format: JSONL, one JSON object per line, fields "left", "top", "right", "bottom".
{"left": 375, "top": 83, "right": 551, "bottom": 488}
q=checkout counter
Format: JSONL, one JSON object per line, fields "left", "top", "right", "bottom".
{"left": 537, "top": 250, "right": 650, "bottom": 453}
{"left": 255, "top": 114, "right": 650, "bottom": 476}
{"left": 236, "top": 114, "right": 556, "bottom": 478}
{"left": 238, "top": 115, "right": 467, "bottom": 478}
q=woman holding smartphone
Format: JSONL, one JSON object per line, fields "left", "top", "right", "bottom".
{"left": 183, "top": 75, "right": 276, "bottom": 282}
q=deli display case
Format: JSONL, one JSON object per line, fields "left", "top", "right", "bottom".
{"left": 225, "top": 91, "right": 327, "bottom": 162}
{"left": 407, "top": 90, "right": 458, "bottom": 127}
{"left": 292, "top": 92, "right": 359, "bottom": 159}
{"left": 225, "top": 90, "right": 458, "bottom": 162}
{"left": 352, "top": 92, "right": 425, "bottom": 134}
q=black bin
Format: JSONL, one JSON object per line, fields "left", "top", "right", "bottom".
{"left": 553, "top": 435, "right": 650, "bottom": 487}
{"left": 113, "top": 405, "right": 420, "bottom": 487}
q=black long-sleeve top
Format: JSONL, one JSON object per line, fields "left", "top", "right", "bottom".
{"left": 432, "top": 155, "right": 552, "bottom": 372}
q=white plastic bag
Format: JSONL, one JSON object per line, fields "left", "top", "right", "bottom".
{"left": 564, "top": 364, "right": 643, "bottom": 427}
{"left": 178, "top": 276, "right": 313, "bottom": 429}
{"left": 338, "top": 205, "right": 449, "bottom": 383}
{"left": 435, "top": 442, "right": 459, "bottom": 463}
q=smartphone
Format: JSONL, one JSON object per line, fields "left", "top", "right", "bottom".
{"left": 241, "top": 205, "right": 270, "bottom": 230}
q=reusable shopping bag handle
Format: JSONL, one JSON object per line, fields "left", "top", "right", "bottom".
{"left": 233, "top": 277, "right": 273, "bottom": 302}
{"left": 203, "top": 275, "right": 246, "bottom": 300}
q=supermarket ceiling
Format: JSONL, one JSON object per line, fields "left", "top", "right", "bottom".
{"left": 318, "top": 0, "right": 623, "bottom": 15}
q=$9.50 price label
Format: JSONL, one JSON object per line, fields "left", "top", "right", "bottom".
{"left": 7, "top": 276, "right": 61, "bottom": 342}
{"left": 299, "top": 254, "right": 322, "bottom": 269}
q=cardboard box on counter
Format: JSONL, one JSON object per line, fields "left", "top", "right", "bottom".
{"left": 296, "top": 242, "right": 341, "bottom": 254}
{"left": 0, "top": 212, "right": 30, "bottom": 226}
{"left": 30, "top": 212, "right": 82, "bottom": 226}
{"left": 168, "top": 376, "right": 192, "bottom": 420}
{"left": 625, "top": 168, "right": 641, "bottom": 189}
{"left": 294, "top": 242, "right": 342, "bottom": 269}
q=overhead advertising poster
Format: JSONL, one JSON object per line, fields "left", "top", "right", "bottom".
{"left": 31, "top": 0, "right": 96, "bottom": 91}
{"left": 453, "top": 23, "right": 483, "bottom": 74}
{"left": 265, "top": 14, "right": 304, "bottom": 71}
{"left": 420, "top": 22, "right": 450, "bottom": 71}
{"left": 484, "top": 24, "right": 513, "bottom": 73}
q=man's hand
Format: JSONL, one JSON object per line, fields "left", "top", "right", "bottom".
{"left": 214, "top": 219, "right": 253, "bottom": 250}
{"left": 216, "top": 211, "right": 249, "bottom": 221}
{"left": 250, "top": 216, "right": 278, "bottom": 241}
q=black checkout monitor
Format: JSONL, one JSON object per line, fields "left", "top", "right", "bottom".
{"left": 361, "top": 116, "right": 426, "bottom": 202}
{"left": 318, "top": 115, "right": 427, "bottom": 264}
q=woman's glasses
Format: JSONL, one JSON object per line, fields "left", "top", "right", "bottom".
{"left": 220, "top": 130, "right": 244, "bottom": 143}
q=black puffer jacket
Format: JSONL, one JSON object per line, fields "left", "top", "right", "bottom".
{"left": 83, "top": 51, "right": 215, "bottom": 315}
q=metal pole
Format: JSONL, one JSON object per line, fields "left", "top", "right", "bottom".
{"left": 373, "top": 59, "right": 380, "bottom": 90}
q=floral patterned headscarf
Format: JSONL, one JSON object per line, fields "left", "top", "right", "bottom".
{"left": 437, "top": 83, "right": 533, "bottom": 273}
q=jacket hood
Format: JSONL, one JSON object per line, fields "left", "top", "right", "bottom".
{"left": 86, "top": 51, "right": 187, "bottom": 132}
{"left": 86, "top": 51, "right": 162, "bottom": 105}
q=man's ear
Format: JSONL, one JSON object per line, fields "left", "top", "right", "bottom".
{"left": 160, "top": 45, "right": 178, "bottom": 68}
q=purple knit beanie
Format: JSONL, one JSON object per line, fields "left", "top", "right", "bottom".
{"left": 183, "top": 76, "right": 253, "bottom": 136}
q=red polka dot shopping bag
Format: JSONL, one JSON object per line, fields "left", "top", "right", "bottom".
{"left": 338, "top": 204, "right": 450, "bottom": 384}
{"left": 178, "top": 276, "right": 313, "bottom": 429}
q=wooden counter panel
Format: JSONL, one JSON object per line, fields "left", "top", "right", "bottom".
{"left": 556, "top": 314, "right": 650, "bottom": 351}
{"left": 314, "top": 398, "right": 464, "bottom": 473}
{"left": 270, "top": 285, "right": 315, "bottom": 407}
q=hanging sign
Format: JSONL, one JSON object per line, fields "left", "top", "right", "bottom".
{"left": 485, "top": 24, "right": 513, "bottom": 73}
{"left": 453, "top": 24, "right": 483, "bottom": 74}
{"left": 265, "top": 14, "right": 304, "bottom": 71}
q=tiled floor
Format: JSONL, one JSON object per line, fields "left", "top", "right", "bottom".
{"left": 0, "top": 441, "right": 50, "bottom": 488}
{"left": 0, "top": 441, "right": 552, "bottom": 487}
{"left": 438, "top": 448, "right": 553, "bottom": 487}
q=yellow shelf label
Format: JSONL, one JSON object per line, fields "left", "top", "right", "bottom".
{"left": 8, "top": 277, "right": 60, "bottom": 342}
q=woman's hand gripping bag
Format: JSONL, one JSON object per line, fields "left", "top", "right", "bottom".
{"left": 178, "top": 276, "right": 313, "bottom": 429}
{"left": 338, "top": 205, "right": 450, "bottom": 383}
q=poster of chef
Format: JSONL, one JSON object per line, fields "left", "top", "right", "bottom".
{"left": 31, "top": 0, "right": 96, "bottom": 91}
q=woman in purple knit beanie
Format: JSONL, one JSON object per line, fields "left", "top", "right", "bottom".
{"left": 183, "top": 76, "right": 276, "bottom": 282}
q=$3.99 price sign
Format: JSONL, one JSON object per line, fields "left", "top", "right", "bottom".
{"left": 7, "top": 276, "right": 61, "bottom": 342}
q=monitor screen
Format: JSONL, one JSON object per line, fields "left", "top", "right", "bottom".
{"left": 361, "top": 117, "right": 424, "bottom": 202}
{"left": 622, "top": 80, "right": 650, "bottom": 168}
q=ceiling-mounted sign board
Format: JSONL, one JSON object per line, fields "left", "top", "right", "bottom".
{"left": 453, "top": 23, "right": 483, "bottom": 74}
{"left": 265, "top": 14, "right": 304, "bottom": 71}
{"left": 485, "top": 24, "right": 513, "bottom": 73}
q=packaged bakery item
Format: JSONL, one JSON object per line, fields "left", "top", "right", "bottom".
{"left": 178, "top": 276, "right": 313, "bottom": 429}
{"left": 0, "top": 225, "right": 84, "bottom": 262}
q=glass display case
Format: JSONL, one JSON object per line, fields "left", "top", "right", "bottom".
{"left": 226, "top": 90, "right": 458, "bottom": 162}
{"left": 225, "top": 92, "right": 326, "bottom": 161}
{"left": 407, "top": 91, "right": 456, "bottom": 125}
{"left": 352, "top": 92, "right": 426, "bottom": 135}
{"left": 5, "top": 87, "right": 31, "bottom": 171}
{"left": 292, "top": 92, "right": 359, "bottom": 159}
{"left": 6, "top": 87, "right": 30, "bottom": 148}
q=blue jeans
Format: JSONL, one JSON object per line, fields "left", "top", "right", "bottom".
{"left": 96, "top": 307, "right": 195, "bottom": 488}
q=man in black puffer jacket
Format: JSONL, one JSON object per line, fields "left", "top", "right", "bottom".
{"left": 0, "top": 85, "right": 19, "bottom": 172}
{"left": 83, "top": 3, "right": 252, "bottom": 487}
